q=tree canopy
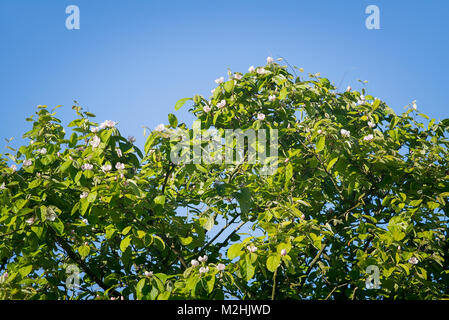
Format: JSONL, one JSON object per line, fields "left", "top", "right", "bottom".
{"left": 1, "top": 58, "right": 449, "bottom": 300}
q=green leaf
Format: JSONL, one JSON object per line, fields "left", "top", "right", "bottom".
{"left": 224, "top": 80, "right": 234, "bottom": 93}
{"left": 78, "top": 245, "right": 90, "bottom": 259}
{"left": 168, "top": 113, "right": 178, "bottom": 128}
{"left": 266, "top": 255, "right": 281, "bottom": 272}
{"left": 136, "top": 278, "right": 146, "bottom": 299}
{"left": 174, "top": 97, "right": 191, "bottom": 111}
{"left": 120, "top": 236, "right": 132, "bottom": 252}
{"left": 18, "top": 265, "right": 33, "bottom": 277}
{"left": 326, "top": 156, "right": 338, "bottom": 171}
{"left": 154, "top": 195, "right": 166, "bottom": 206}
{"left": 316, "top": 135, "right": 325, "bottom": 152}
{"left": 227, "top": 243, "right": 244, "bottom": 260}
{"left": 204, "top": 214, "right": 215, "bottom": 231}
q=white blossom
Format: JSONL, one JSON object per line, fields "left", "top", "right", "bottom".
{"left": 81, "top": 163, "right": 93, "bottom": 171}
{"left": 82, "top": 218, "right": 88, "bottom": 225}
{"left": 80, "top": 191, "right": 89, "bottom": 199}
{"left": 115, "top": 162, "right": 125, "bottom": 170}
{"left": 340, "top": 129, "right": 351, "bottom": 138}
{"left": 266, "top": 56, "right": 274, "bottom": 64}
{"left": 217, "top": 263, "right": 226, "bottom": 271}
{"left": 116, "top": 149, "right": 123, "bottom": 157}
{"left": 0, "top": 183, "right": 5, "bottom": 190}
{"left": 256, "top": 67, "right": 267, "bottom": 75}
{"left": 26, "top": 217, "right": 35, "bottom": 225}
{"left": 280, "top": 249, "right": 287, "bottom": 256}
{"left": 248, "top": 65, "right": 255, "bottom": 73}
{"left": 101, "top": 164, "right": 112, "bottom": 172}
{"left": 215, "top": 77, "right": 224, "bottom": 84}
{"left": 408, "top": 257, "right": 418, "bottom": 265}
{"left": 247, "top": 244, "right": 257, "bottom": 253}
{"left": 363, "top": 134, "right": 374, "bottom": 142}
{"left": 46, "top": 212, "right": 56, "bottom": 222}
{"left": 268, "top": 95, "right": 276, "bottom": 102}
{"left": 127, "top": 136, "right": 136, "bottom": 143}
{"left": 39, "top": 148, "right": 47, "bottom": 155}
{"left": 91, "top": 127, "right": 99, "bottom": 133}
{"left": 217, "top": 100, "right": 226, "bottom": 109}
{"left": 191, "top": 259, "right": 199, "bottom": 267}
{"left": 203, "top": 105, "right": 211, "bottom": 113}
{"left": 90, "top": 136, "right": 101, "bottom": 148}
{"left": 100, "top": 120, "right": 116, "bottom": 129}
{"left": 412, "top": 100, "right": 417, "bottom": 110}
{"left": 199, "top": 266, "right": 209, "bottom": 274}
{"left": 10, "top": 165, "right": 17, "bottom": 172}
{"left": 368, "top": 121, "right": 376, "bottom": 128}
{"left": 317, "top": 129, "right": 323, "bottom": 135}
{"left": 144, "top": 271, "right": 153, "bottom": 277}
{"left": 233, "top": 73, "right": 243, "bottom": 80}
{"left": 154, "top": 124, "right": 166, "bottom": 132}
{"left": 23, "top": 159, "right": 32, "bottom": 167}
{"left": 257, "top": 113, "right": 266, "bottom": 121}
{"left": 346, "top": 86, "right": 352, "bottom": 92}
{"left": 198, "top": 255, "right": 208, "bottom": 263}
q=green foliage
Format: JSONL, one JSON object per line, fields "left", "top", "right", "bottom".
{"left": 1, "top": 60, "right": 449, "bottom": 300}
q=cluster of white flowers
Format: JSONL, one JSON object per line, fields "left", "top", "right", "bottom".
{"left": 115, "top": 162, "right": 125, "bottom": 170}
{"left": 363, "top": 134, "right": 374, "bottom": 142}
{"left": 99, "top": 120, "right": 116, "bottom": 129}
{"left": 215, "top": 77, "right": 224, "bottom": 84}
{"left": 216, "top": 99, "right": 226, "bottom": 109}
{"left": 233, "top": 73, "right": 243, "bottom": 80}
{"left": 39, "top": 148, "right": 47, "bottom": 155}
{"left": 248, "top": 66, "right": 255, "bottom": 73}
{"left": 266, "top": 56, "right": 274, "bottom": 64}
{"left": 340, "top": 129, "right": 351, "bottom": 138}
{"left": 91, "top": 127, "right": 99, "bottom": 133}
{"left": 367, "top": 121, "right": 376, "bottom": 128}
{"left": 81, "top": 163, "right": 93, "bottom": 171}
{"left": 90, "top": 136, "right": 101, "bottom": 148}
{"left": 198, "top": 255, "right": 208, "bottom": 263}
{"left": 257, "top": 113, "right": 266, "bottom": 121}
{"left": 268, "top": 95, "right": 276, "bottom": 102}
{"left": 247, "top": 244, "right": 257, "bottom": 253}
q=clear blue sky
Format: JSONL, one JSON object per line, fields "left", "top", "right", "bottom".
{"left": 1, "top": 0, "right": 448, "bottom": 152}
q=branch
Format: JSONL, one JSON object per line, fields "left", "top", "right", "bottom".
{"left": 48, "top": 228, "right": 121, "bottom": 297}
